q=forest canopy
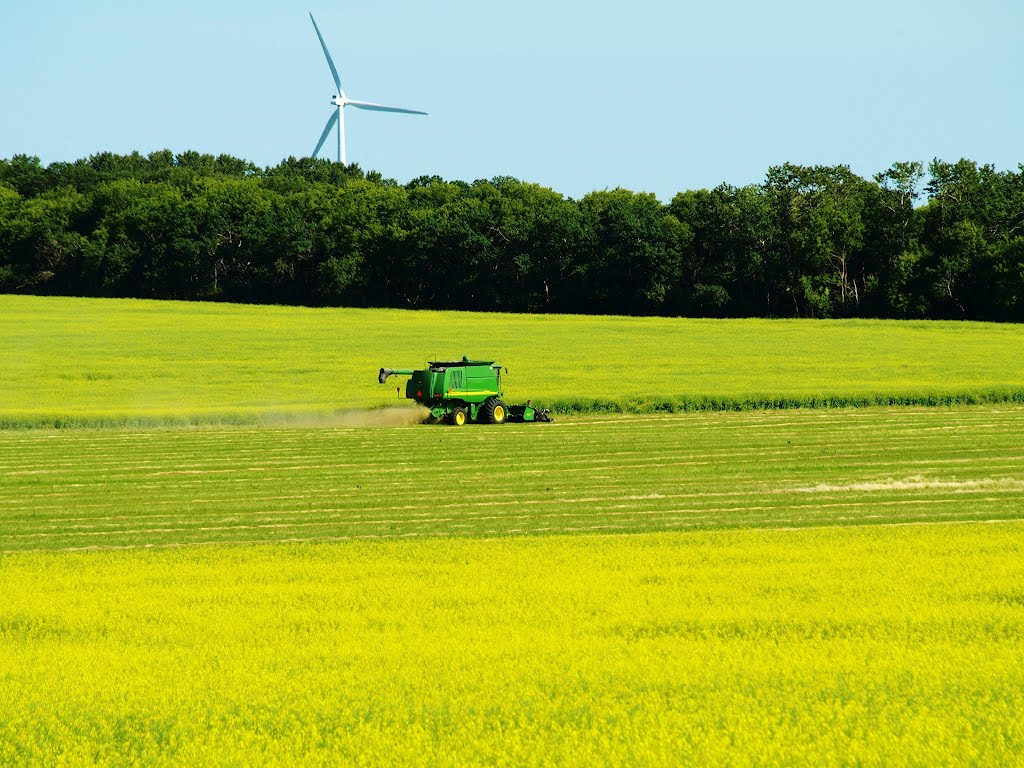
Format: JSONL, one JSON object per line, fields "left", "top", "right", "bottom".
{"left": 1, "top": 151, "right": 1021, "bottom": 320}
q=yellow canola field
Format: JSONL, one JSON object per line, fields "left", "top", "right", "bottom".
{"left": 2, "top": 523, "right": 1023, "bottom": 766}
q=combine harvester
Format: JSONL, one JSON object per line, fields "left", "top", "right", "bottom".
{"left": 379, "top": 357, "right": 552, "bottom": 426}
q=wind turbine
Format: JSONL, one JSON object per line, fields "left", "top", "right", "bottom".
{"left": 309, "top": 12, "right": 427, "bottom": 165}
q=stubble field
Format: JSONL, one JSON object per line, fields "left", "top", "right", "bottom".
{"left": 3, "top": 407, "right": 1024, "bottom": 552}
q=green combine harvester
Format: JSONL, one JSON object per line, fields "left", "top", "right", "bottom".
{"left": 379, "top": 357, "right": 552, "bottom": 425}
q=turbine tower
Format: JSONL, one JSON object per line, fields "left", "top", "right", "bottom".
{"left": 309, "top": 13, "right": 427, "bottom": 165}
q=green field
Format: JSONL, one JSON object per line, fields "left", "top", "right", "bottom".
{"left": 2, "top": 525, "right": 1022, "bottom": 765}
{"left": 3, "top": 294, "right": 1024, "bottom": 427}
{"left": 2, "top": 407, "right": 1023, "bottom": 552}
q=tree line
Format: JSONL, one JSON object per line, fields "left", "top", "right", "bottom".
{"left": 1, "top": 151, "right": 1021, "bottom": 320}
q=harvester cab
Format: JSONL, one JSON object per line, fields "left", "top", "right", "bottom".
{"left": 378, "top": 356, "right": 552, "bottom": 425}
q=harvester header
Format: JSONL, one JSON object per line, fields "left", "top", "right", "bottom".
{"left": 378, "top": 356, "right": 551, "bottom": 425}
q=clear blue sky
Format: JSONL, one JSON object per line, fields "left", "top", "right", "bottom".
{"left": 1, "top": 0, "right": 1021, "bottom": 200}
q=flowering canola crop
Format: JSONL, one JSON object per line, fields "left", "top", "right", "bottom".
{"left": 1, "top": 524, "right": 1022, "bottom": 765}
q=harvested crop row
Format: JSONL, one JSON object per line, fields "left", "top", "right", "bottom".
{"left": 2, "top": 407, "right": 1023, "bottom": 552}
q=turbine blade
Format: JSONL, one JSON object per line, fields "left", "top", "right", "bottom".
{"left": 309, "top": 13, "right": 343, "bottom": 94}
{"left": 347, "top": 100, "right": 428, "bottom": 116}
{"left": 313, "top": 110, "right": 340, "bottom": 158}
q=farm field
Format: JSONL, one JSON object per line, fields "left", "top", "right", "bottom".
{"left": 2, "top": 407, "right": 1023, "bottom": 552}
{"left": 2, "top": 524, "right": 1022, "bottom": 765}
{"left": 4, "top": 292, "right": 1024, "bottom": 764}
{"left": 3, "top": 294, "right": 1024, "bottom": 427}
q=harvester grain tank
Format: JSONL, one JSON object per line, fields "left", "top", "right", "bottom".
{"left": 378, "top": 356, "right": 552, "bottom": 425}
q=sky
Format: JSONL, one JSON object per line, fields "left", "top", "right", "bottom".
{"left": 1, "top": 0, "right": 1021, "bottom": 201}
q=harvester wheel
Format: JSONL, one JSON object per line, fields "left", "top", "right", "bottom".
{"left": 448, "top": 408, "right": 468, "bottom": 426}
{"left": 480, "top": 397, "right": 507, "bottom": 424}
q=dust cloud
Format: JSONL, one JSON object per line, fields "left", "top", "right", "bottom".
{"left": 261, "top": 406, "right": 430, "bottom": 428}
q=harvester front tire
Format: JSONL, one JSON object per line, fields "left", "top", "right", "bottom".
{"left": 448, "top": 408, "right": 468, "bottom": 426}
{"left": 480, "top": 397, "right": 507, "bottom": 424}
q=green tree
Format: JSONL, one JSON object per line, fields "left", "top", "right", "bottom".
{"left": 0, "top": 182, "right": 27, "bottom": 289}
{"left": 13, "top": 186, "right": 90, "bottom": 293}
{"left": 577, "top": 189, "right": 682, "bottom": 315}
{"left": 670, "top": 184, "right": 771, "bottom": 316}
{"left": 920, "top": 159, "right": 1020, "bottom": 318}
{"left": 763, "top": 164, "right": 872, "bottom": 317}
{"left": 0, "top": 155, "right": 49, "bottom": 197}
{"left": 863, "top": 161, "right": 927, "bottom": 317}
{"left": 313, "top": 180, "right": 410, "bottom": 306}
{"left": 86, "top": 179, "right": 184, "bottom": 296}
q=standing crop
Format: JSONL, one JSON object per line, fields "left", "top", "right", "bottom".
{"left": 1, "top": 525, "right": 1022, "bottom": 765}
